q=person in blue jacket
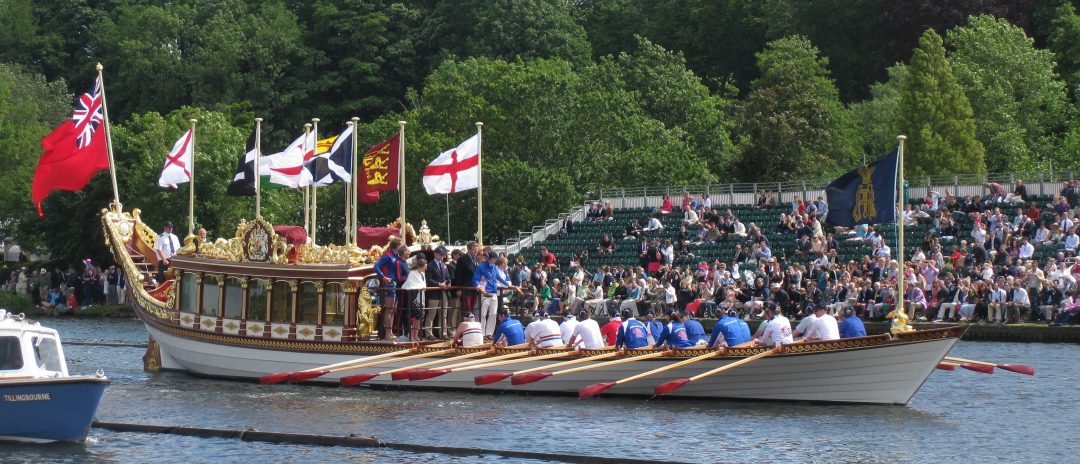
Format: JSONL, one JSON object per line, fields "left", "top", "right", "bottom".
{"left": 681, "top": 311, "right": 708, "bottom": 347}
{"left": 654, "top": 310, "right": 694, "bottom": 349}
{"left": 616, "top": 309, "right": 651, "bottom": 349}
{"left": 373, "top": 239, "right": 408, "bottom": 342}
{"left": 838, "top": 309, "right": 867, "bottom": 338}
{"left": 492, "top": 310, "right": 525, "bottom": 346}
{"left": 709, "top": 309, "right": 752, "bottom": 348}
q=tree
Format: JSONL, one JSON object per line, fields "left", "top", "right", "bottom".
{"left": 947, "top": 15, "right": 1069, "bottom": 173}
{"left": 895, "top": 29, "right": 985, "bottom": 176}
{"left": 848, "top": 64, "right": 908, "bottom": 157}
{"left": 734, "top": 36, "right": 859, "bottom": 182}
{"left": 1048, "top": 3, "right": 1080, "bottom": 97}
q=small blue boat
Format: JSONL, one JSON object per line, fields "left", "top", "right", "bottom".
{"left": 0, "top": 309, "right": 109, "bottom": 443}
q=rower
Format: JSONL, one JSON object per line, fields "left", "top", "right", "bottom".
{"left": 559, "top": 309, "right": 579, "bottom": 345}
{"left": 566, "top": 310, "right": 605, "bottom": 350}
{"left": 803, "top": 304, "right": 840, "bottom": 342}
{"left": 600, "top": 311, "right": 622, "bottom": 346}
{"left": 756, "top": 306, "right": 793, "bottom": 347}
{"left": 615, "top": 309, "right": 650, "bottom": 350}
{"left": 838, "top": 309, "right": 867, "bottom": 338}
{"left": 524, "top": 310, "right": 564, "bottom": 348}
{"left": 654, "top": 310, "right": 694, "bottom": 350}
{"left": 452, "top": 313, "right": 484, "bottom": 347}
{"left": 792, "top": 302, "right": 818, "bottom": 338}
{"left": 709, "top": 309, "right": 752, "bottom": 349}
{"left": 642, "top": 310, "right": 663, "bottom": 346}
{"left": 682, "top": 310, "right": 708, "bottom": 347}
{"left": 492, "top": 310, "right": 525, "bottom": 347}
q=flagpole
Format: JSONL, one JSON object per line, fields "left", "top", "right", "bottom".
{"left": 475, "top": 121, "right": 484, "bottom": 246}
{"left": 188, "top": 119, "right": 197, "bottom": 238}
{"left": 351, "top": 117, "right": 360, "bottom": 245}
{"left": 398, "top": 120, "right": 407, "bottom": 240}
{"left": 96, "top": 63, "right": 121, "bottom": 210}
{"left": 254, "top": 117, "right": 263, "bottom": 218}
{"left": 896, "top": 135, "right": 907, "bottom": 320}
{"left": 303, "top": 123, "right": 312, "bottom": 237}
{"left": 344, "top": 120, "right": 355, "bottom": 245}
{"left": 446, "top": 194, "right": 451, "bottom": 245}
{"left": 311, "top": 118, "right": 320, "bottom": 246}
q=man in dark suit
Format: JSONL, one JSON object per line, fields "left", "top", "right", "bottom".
{"left": 453, "top": 241, "right": 480, "bottom": 326}
{"left": 425, "top": 246, "right": 453, "bottom": 339}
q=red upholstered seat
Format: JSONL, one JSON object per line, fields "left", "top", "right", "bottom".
{"left": 273, "top": 226, "right": 307, "bottom": 246}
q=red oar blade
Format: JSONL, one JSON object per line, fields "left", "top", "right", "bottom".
{"left": 997, "top": 364, "right": 1035, "bottom": 376}
{"left": 259, "top": 372, "right": 293, "bottom": 385}
{"left": 510, "top": 372, "right": 552, "bottom": 385}
{"left": 391, "top": 369, "right": 419, "bottom": 381}
{"left": 286, "top": 370, "right": 330, "bottom": 383}
{"left": 410, "top": 369, "right": 449, "bottom": 381}
{"left": 936, "top": 362, "right": 957, "bottom": 371}
{"left": 340, "top": 372, "right": 379, "bottom": 387}
{"left": 579, "top": 382, "right": 616, "bottom": 399}
{"left": 474, "top": 372, "right": 512, "bottom": 386}
{"left": 960, "top": 363, "right": 995, "bottom": 374}
{"left": 654, "top": 378, "right": 691, "bottom": 396}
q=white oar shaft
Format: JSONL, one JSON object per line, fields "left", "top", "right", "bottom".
{"left": 615, "top": 351, "right": 717, "bottom": 385}
{"left": 456, "top": 351, "right": 572, "bottom": 372}
{"left": 943, "top": 356, "right": 995, "bottom": 367}
{"left": 553, "top": 351, "right": 670, "bottom": 377}
{"left": 688, "top": 348, "right": 778, "bottom": 382}
{"left": 304, "top": 348, "right": 415, "bottom": 372}
{"left": 512, "top": 351, "right": 615, "bottom": 375}
{"left": 328, "top": 348, "right": 455, "bottom": 373}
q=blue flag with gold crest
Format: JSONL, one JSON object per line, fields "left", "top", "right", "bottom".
{"left": 824, "top": 148, "right": 899, "bottom": 227}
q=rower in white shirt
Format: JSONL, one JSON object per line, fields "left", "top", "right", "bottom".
{"left": 524, "top": 311, "right": 564, "bottom": 348}
{"left": 756, "top": 306, "right": 793, "bottom": 347}
{"left": 566, "top": 310, "right": 605, "bottom": 350}
{"left": 559, "top": 310, "right": 580, "bottom": 345}
{"left": 803, "top": 305, "right": 840, "bottom": 341}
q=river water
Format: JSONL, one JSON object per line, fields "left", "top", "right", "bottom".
{"left": 2, "top": 317, "right": 1077, "bottom": 464}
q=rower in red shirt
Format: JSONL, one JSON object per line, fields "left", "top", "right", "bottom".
{"left": 600, "top": 312, "right": 622, "bottom": 346}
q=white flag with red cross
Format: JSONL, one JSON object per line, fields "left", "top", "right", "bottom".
{"left": 158, "top": 128, "right": 194, "bottom": 188}
{"left": 423, "top": 134, "right": 480, "bottom": 195}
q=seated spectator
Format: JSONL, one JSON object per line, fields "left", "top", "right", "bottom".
{"left": 1009, "top": 180, "right": 1027, "bottom": 204}
{"left": 755, "top": 190, "right": 775, "bottom": 209}
{"left": 597, "top": 233, "right": 615, "bottom": 254}
{"left": 624, "top": 219, "right": 642, "bottom": 239}
{"left": 602, "top": 201, "right": 615, "bottom": 221}
{"left": 658, "top": 195, "right": 673, "bottom": 215}
{"left": 683, "top": 206, "right": 699, "bottom": 225}
{"left": 643, "top": 214, "right": 664, "bottom": 233}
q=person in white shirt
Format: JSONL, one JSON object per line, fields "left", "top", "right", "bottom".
{"left": 988, "top": 282, "right": 1007, "bottom": 323}
{"left": 452, "top": 312, "right": 484, "bottom": 347}
{"left": 1033, "top": 224, "right": 1050, "bottom": 245}
{"left": 1064, "top": 230, "right": 1079, "bottom": 253}
{"left": 732, "top": 219, "right": 747, "bottom": 239}
{"left": 566, "top": 310, "right": 605, "bottom": 350}
{"left": 154, "top": 221, "right": 181, "bottom": 283}
{"left": 1005, "top": 282, "right": 1029, "bottom": 323}
{"left": 803, "top": 305, "right": 840, "bottom": 341}
{"left": 524, "top": 311, "right": 564, "bottom": 348}
{"left": 971, "top": 223, "right": 986, "bottom": 245}
{"left": 559, "top": 310, "right": 580, "bottom": 345}
{"left": 792, "top": 308, "right": 817, "bottom": 338}
{"left": 644, "top": 215, "right": 664, "bottom": 232}
{"left": 874, "top": 243, "right": 891, "bottom": 259}
{"left": 1018, "top": 238, "right": 1035, "bottom": 260}
{"left": 757, "top": 306, "right": 793, "bottom": 347}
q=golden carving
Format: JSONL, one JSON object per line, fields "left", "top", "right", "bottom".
{"left": 273, "top": 326, "right": 289, "bottom": 336}
{"left": 853, "top": 164, "right": 877, "bottom": 222}
{"left": 325, "top": 328, "right": 341, "bottom": 338}
{"left": 356, "top": 285, "right": 379, "bottom": 338}
{"left": 247, "top": 323, "right": 264, "bottom": 334}
{"left": 885, "top": 307, "right": 914, "bottom": 334}
{"left": 298, "top": 327, "right": 315, "bottom": 338}
{"left": 224, "top": 321, "right": 239, "bottom": 331}
{"left": 201, "top": 318, "right": 215, "bottom": 328}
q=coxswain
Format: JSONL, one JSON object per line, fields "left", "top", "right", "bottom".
{"left": 492, "top": 309, "right": 525, "bottom": 347}
{"left": 756, "top": 306, "right": 793, "bottom": 347}
{"left": 600, "top": 311, "right": 622, "bottom": 346}
{"left": 709, "top": 310, "right": 752, "bottom": 349}
{"left": 838, "top": 309, "right": 868, "bottom": 338}
{"left": 559, "top": 309, "right": 579, "bottom": 345}
{"left": 566, "top": 310, "right": 605, "bottom": 350}
{"left": 524, "top": 310, "right": 564, "bottom": 348}
{"left": 803, "top": 305, "right": 840, "bottom": 341}
{"left": 615, "top": 309, "right": 651, "bottom": 350}
{"left": 452, "top": 312, "right": 484, "bottom": 347}
{"left": 654, "top": 310, "right": 694, "bottom": 350}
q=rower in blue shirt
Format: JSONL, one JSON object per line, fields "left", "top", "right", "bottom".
{"left": 709, "top": 310, "right": 752, "bottom": 348}
{"left": 492, "top": 310, "right": 525, "bottom": 346}
{"left": 681, "top": 311, "right": 707, "bottom": 347}
{"left": 615, "top": 309, "right": 651, "bottom": 349}
{"left": 642, "top": 310, "right": 664, "bottom": 346}
{"left": 654, "top": 311, "right": 694, "bottom": 349}
{"left": 838, "top": 309, "right": 867, "bottom": 338}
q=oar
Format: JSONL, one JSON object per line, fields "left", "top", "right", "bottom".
{"left": 654, "top": 346, "right": 780, "bottom": 396}
{"left": 336, "top": 348, "right": 460, "bottom": 386}
{"left": 409, "top": 349, "right": 535, "bottom": 380}
{"left": 474, "top": 351, "right": 606, "bottom": 385}
{"left": 339, "top": 345, "right": 494, "bottom": 386}
{"left": 579, "top": 350, "right": 722, "bottom": 398}
{"left": 260, "top": 346, "right": 419, "bottom": 384}
{"left": 512, "top": 350, "right": 672, "bottom": 386}
{"left": 414, "top": 351, "right": 574, "bottom": 382}
{"left": 936, "top": 361, "right": 959, "bottom": 371}
{"left": 944, "top": 356, "right": 1034, "bottom": 376}
{"left": 399, "top": 343, "right": 529, "bottom": 380}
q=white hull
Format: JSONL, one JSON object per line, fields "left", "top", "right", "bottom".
{"left": 146, "top": 322, "right": 958, "bottom": 405}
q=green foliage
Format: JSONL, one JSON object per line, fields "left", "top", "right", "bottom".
{"left": 896, "top": 29, "right": 985, "bottom": 176}
{"left": 0, "top": 292, "right": 34, "bottom": 315}
{"left": 734, "top": 36, "right": 859, "bottom": 182}
{"left": 947, "top": 15, "right": 1069, "bottom": 173}
{"left": 848, "top": 64, "right": 907, "bottom": 157}
{"left": 1049, "top": 3, "right": 1080, "bottom": 96}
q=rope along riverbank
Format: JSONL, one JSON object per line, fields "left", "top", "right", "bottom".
{"left": 90, "top": 420, "right": 683, "bottom": 464}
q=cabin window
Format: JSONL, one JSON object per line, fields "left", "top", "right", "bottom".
{"left": 223, "top": 277, "right": 243, "bottom": 319}
{"left": 0, "top": 336, "right": 23, "bottom": 370}
{"left": 297, "top": 282, "right": 319, "bottom": 324}
{"left": 324, "top": 283, "right": 345, "bottom": 325}
{"left": 248, "top": 279, "right": 269, "bottom": 320}
{"left": 32, "top": 336, "right": 63, "bottom": 372}
{"left": 180, "top": 273, "right": 198, "bottom": 313}
{"left": 202, "top": 275, "right": 220, "bottom": 317}
{"left": 270, "top": 281, "right": 291, "bottom": 322}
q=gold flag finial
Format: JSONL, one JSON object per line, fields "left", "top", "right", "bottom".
{"left": 96, "top": 62, "right": 103, "bottom": 71}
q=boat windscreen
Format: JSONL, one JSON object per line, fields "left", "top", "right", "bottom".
{"left": 0, "top": 336, "right": 23, "bottom": 371}
{"left": 32, "top": 336, "right": 63, "bottom": 372}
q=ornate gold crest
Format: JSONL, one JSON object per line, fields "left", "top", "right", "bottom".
{"left": 853, "top": 164, "right": 877, "bottom": 222}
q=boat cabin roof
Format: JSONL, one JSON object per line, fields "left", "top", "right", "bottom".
{"left": 0, "top": 309, "right": 68, "bottom": 379}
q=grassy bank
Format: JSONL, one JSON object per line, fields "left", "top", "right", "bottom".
{"left": 0, "top": 292, "right": 132, "bottom": 318}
